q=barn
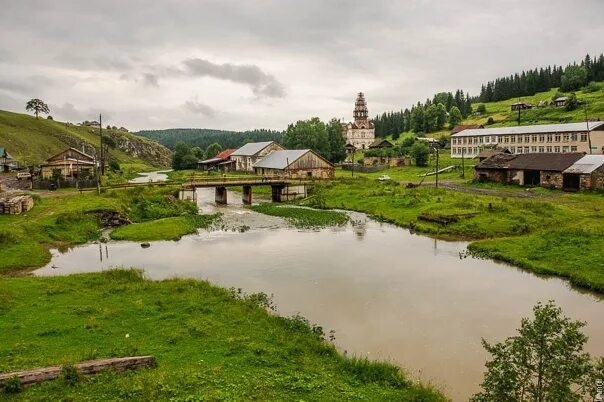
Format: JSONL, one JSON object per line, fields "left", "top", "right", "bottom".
{"left": 253, "top": 149, "right": 334, "bottom": 179}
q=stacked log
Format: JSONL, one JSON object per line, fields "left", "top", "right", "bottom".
{"left": 0, "top": 195, "right": 34, "bottom": 214}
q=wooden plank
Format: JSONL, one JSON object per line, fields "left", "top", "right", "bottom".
{"left": 0, "top": 356, "right": 156, "bottom": 389}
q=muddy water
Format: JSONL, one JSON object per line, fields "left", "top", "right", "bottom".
{"left": 36, "top": 188, "right": 604, "bottom": 401}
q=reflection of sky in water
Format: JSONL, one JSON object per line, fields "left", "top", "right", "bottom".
{"left": 128, "top": 170, "right": 171, "bottom": 184}
{"left": 37, "top": 198, "right": 604, "bottom": 401}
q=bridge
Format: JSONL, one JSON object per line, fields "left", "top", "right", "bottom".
{"left": 181, "top": 178, "right": 303, "bottom": 204}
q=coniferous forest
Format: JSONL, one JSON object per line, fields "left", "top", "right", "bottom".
{"left": 373, "top": 53, "right": 604, "bottom": 138}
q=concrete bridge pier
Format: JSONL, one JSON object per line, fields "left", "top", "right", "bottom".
{"left": 271, "top": 185, "right": 285, "bottom": 202}
{"left": 215, "top": 186, "right": 227, "bottom": 204}
{"left": 242, "top": 185, "right": 252, "bottom": 205}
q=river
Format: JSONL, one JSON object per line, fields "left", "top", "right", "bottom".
{"left": 128, "top": 170, "right": 172, "bottom": 184}
{"left": 36, "top": 188, "right": 604, "bottom": 401}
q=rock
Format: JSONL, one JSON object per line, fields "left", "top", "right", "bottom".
{"left": 141, "top": 242, "right": 151, "bottom": 248}
{"left": 97, "top": 211, "right": 131, "bottom": 228}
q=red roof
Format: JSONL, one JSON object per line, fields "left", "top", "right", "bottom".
{"left": 216, "top": 148, "right": 236, "bottom": 160}
{"left": 451, "top": 124, "right": 484, "bottom": 135}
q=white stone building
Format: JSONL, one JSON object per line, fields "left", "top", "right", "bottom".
{"left": 342, "top": 92, "right": 375, "bottom": 152}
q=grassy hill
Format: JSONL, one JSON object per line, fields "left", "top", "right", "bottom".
{"left": 0, "top": 110, "right": 172, "bottom": 169}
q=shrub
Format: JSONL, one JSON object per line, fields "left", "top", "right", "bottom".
{"left": 3, "top": 376, "right": 21, "bottom": 394}
{"left": 340, "top": 357, "right": 407, "bottom": 387}
{"left": 476, "top": 104, "right": 486, "bottom": 114}
{"left": 61, "top": 364, "right": 81, "bottom": 386}
{"left": 109, "top": 160, "right": 121, "bottom": 172}
{"left": 486, "top": 117, "right": 494, "bottom": 125}
{"left": 583, "top": 81, "right": 602, "bottom": 93}
{"left": 410, "top": 141, "right": 429, "bottom": 167}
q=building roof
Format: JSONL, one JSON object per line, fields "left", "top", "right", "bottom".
{"left": 476, "top": 148, "right": 511, "bottom": 159}
{"left": 451, "top": 124, "right": 484, "bottom": 135}
{"left": 197, "top": 148, "right": 236, "bottom": 165}
{"left": 47, "top": 147, "right": 95, "bottom": 162}
{"left": 368, "top": 138, "right": 394, "bottom": 148}
{"left": 452, "top": 121, "right": 604, "bottom": 137}
{"left": 215, "top": 148, "right": 236, "bottom": 160}
{"left": 231, "top": 141, "right": 276, "bottom": 156}
{"left": 563, "top": 155, "right": 604, "bottom": 174}
{"left": 253, "top": 149, "right": 310, "bottom": 170}
{"left": 476, "top": 153, "right": 584, "bottom": 172}
{"left": 555, "top": 97, "right": 568, "bottom": 102}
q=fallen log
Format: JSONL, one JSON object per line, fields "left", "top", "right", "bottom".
{"left": 0, "top": 356, "right": 156, "bottom": 389}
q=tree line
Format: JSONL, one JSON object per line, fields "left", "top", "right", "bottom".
{"left": 478, "top": 53, "right": 604, "bottom": 102}
{"left": 137, "top": 128, "right": 283, "bottom": 150}
{"left": 373, "top": 89, "right": 472, "bottom": 138}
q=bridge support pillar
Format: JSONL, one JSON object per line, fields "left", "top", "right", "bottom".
{"left": 242, "top": 185, "right": 252, "bottom": 205}
{"left": 215, "top": 186, "right": 227, "bottom": 204}
{"left": 271, "top": 185, "right": 284, "bottom": 202}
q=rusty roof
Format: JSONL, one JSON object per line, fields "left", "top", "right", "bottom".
{"left": 476, "top": 153, "right": 584, "bottom": 171}
{"left": 451, "top": 124, "right": 484, "bottom": 135}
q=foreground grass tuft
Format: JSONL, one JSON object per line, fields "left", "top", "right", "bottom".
{"left": 110, "top": 214, "right": 220, "bottom": 241}
{"left": 0, "top": 270, "right": 445, "bottom": 401}
{"left": 251, "top": 204, "right": 349, "bottom": 228}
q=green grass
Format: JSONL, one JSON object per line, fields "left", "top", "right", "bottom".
{"left": 111, "top": 214, "right": 220, "bottom": 241}
{"left": 0, "top": 269, "right": 445, "bottom": 401}
{"left": 251, "top": 204, "right": 349, "bottom": 228}
{"left": 0, "top": 187, "right": 202, "bottom": 274}
{"left": 315, "top": 178, "right": 604, "bottom": 292}
{"left": 0, "top": 109, "right": 170, "bottom": 167}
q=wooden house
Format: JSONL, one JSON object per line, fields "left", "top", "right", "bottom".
{"left": 40, "top": 148, "right": 96, "bottom": 180}
{"left": 231, "top": 141, "right": 285, "bottom": 172}
{"left": 511, "top": 102, "right": 533, "bottom": 111}
{"left": 368, "top": 138, "right": 394, "bottom": 149}
{"left": 253, "top": 149, "right": 334, "bottom": 179}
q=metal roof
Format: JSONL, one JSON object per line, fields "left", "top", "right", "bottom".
{"left": 231, "top": 141, "right": 275, "bottom": 156}
{"left": 563, "top": 155, "right": 604, "bottom": 174}
{"left": 451, "top": 121, "right": 604, "bottom": 137}
{"left": 476, "top": 153, "right": 584, "bottom": 171}
{"left": 253, "top": 149, "right": 310, "bottom": 170}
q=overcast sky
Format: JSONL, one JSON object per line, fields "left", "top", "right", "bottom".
{"left": 0, "top": 1, "right": 602, "bottom": 131}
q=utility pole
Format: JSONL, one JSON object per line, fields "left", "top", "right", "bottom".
{"left": 461, "top": 147, "right": 465, "bottom": 179}
{"left": 585, "top": 101, "right": 593, "bottom": 154}
{"left": 99, "top": 114, "right": 104, "bottom": 176}
{"left": 435, "top": 146, "right": 439, "bottom": 188}
{"left": 351, "top": 149, "right": 355, "bottom": 177}
{"left": 517, "top": 97, "right": 521, "bottom": 126}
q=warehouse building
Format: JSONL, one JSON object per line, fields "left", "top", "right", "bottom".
{"left": 253, "top": 149, "right": 334, "bottom": 179}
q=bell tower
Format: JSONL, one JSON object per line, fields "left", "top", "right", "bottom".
{"left": 353, "top": 92, "right": 369, "bottom": 126}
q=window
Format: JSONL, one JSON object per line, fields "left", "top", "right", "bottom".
{"left": 510, "top": 146, "right": 516, "bottom": 153}
{"left": 563, "top": 134, "right": 569, "bottom": 142}
{"left": 532, "top": 135, "right": 538, "bottom": 143}
{"left": 517, "top": 147, "right": 523, "bottom": 154}
{"left": 546, "top": 146, "right": 552, "bottom": 152}
{"left": 531, "top": 146, "right": 537, "bottom": 153}
{"left": 580, "top": 134, "right": 588, "bottom": 142}
{"left": 479, "top": 137, "right": 483, "bottom": 143}
{"left": 571, "top": 133, "right": 577, "bottom": 141}
{"left": 485, "top": 136, "right": 490, "bottom": 143}
{"left": 571, "top": 146, "right": 578, "bottom": 152}
{"left": 562, "top": 146, "right": 569, "bottom": 153}
{"left": 554, "top": 146, "right": 560, "bottom": 153}
{"left": 555, "top": 135, "right": 561, "bottom": 142}
{"left": 504, "top": 136, "right": 509, "bottom": 143}
{"left": 539, "top": 135, "right": 545, "bottom": 142}
{"left": 525, "top": 135, "right": 531, "bottom": 143}
{"left": 539, "top": 146, "right": 545, "bottom": 153}
{"left": 524, "top": 146, "right": 530, "bottom": 153}
{"left": 547, "top": 135, "right": 553, "bottom": 142}
{"left": 510, "top": 136, "right": 516, "bottom": 143}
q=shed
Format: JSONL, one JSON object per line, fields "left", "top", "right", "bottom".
{"left": 368, "top": 138, "right": 394, "bottom": 149}
{"left": 554, "top": 97, "right": 568, "bottom": 107}
{"left": 197, "top": 148, "right": 236, "bottom": 171}
{"left": 511, "top": 102, "right": 533, "bottom": 111}
{"left": 253, "top": 149, "right": 334, "bottom": 179}
{"left": 562, "top": 155, "right": 604, "bottom": 191}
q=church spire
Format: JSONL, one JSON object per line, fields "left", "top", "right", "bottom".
{"left": 353, "top": 92, "right": 369, "bottom": 124}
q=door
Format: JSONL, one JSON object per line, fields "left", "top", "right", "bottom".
{"left": 563, "top": 174, "right": 581, "bottom": 191}
{"left": 524, "top": 170, "right": 540, "bottom": 186}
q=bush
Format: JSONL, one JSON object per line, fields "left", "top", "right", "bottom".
{"left": 46, "top": 115, "right": 53, "bottom": 120}
{"left": 583, "top": 82, "right": 602, "bottom": 93}
{"left": 3, "top": 376, "right": 21, "bottom": 394}
{"left": 61, "top": 364, "right": 81, "bottom": 386}
{"left": 340, "top": 357, "right": 407, "bottom": 387}
{"left": 486, "top": 117, "right": 495, "bottom": 125}
{"left": 476, "top": 104, "right": 486, "bottom": 114}
{"left": 109, "top": 160, "right": 121, "bottom": 173}
{"left": 411, "top": 141, "right": 430, "bottom": 167}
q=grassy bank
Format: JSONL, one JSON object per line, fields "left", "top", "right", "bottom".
{"left": 251, "top": 204, "right": 349, "bottom": 228}
{"left": 0, "top": 187, "right": 204, "bottom": 274}
{"left": 0, "top": 270, "right": 445, "bottom": 401}
{"left": 111, "top": 214, "right": 219, "bottom": 241}
{"left": 315, "top": 178, "right": 604, "bottom": 292}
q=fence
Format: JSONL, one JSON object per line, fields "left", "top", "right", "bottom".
{"left": 32, "top": 179, "right": 98, "bottom": 190}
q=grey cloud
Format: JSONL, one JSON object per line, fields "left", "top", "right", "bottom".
{"left": 183, "top": 100, "right": 216, "bottom": 117}
{"left": 142, "top": 73, "right": 159, "bottom": 87}
{"left": 183, "top": 58, "right": 286, "bottom": 98}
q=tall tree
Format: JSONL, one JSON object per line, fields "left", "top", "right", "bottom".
{"left": 326, "top": 118, "right": 346, "bottom": 163}
{"left": 25, "top": 98, "right": 50, "bottom": 119}
{"left": 283, "top": 117, "right": 330, "bottom": 158}
{"left": 448, "top": 106, "right": 462, "bottom": 129}
{"left": 205, "top": 142, "right": 223, "bottom": 159}
{"left": 561, "top": 64, "right": 588, "bottom": 92}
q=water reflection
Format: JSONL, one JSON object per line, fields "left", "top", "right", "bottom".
{"left": 36, "top": 191, "right": 604, "bottom": 401}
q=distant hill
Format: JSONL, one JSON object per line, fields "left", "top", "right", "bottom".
{"left": 0, "top": 110, "right": 172, "bottom": 167}
{"left": 136, "top": 128, "right": 284, "bottom": 150}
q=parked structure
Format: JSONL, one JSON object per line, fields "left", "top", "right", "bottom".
{"left": 0, "top": 147, "right": 13, "bottom": 172}
{"left": 253, "top": 149, "right": 334, "bottom": 179}
{"left": 451, "top": 121, "right": 604, "bottom": 159}
{"left": 342, "top": 92, "right": 375, "bottom": 152}
{"left": 474, "top": 152, "right": 584, "bottom": 188}
{"left": 562, "top": 155, "right": 604, "bottom": 191}
{"left": 40, "top": 148, "right": 96, "bottom": 179}
{"left": 231, "top": 141, "right": 284, "bottom": 172}
{"left": 197, "top": 148, "right": 236, "bottom": 171}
